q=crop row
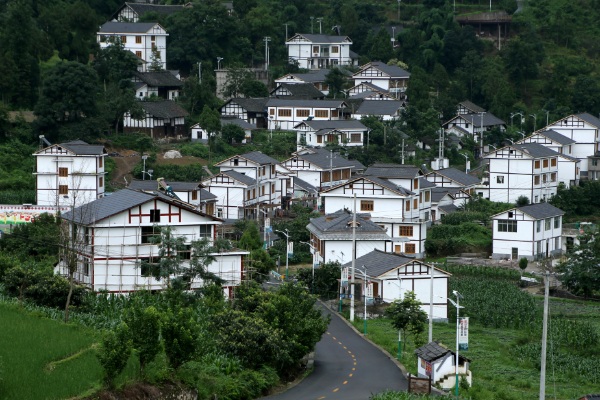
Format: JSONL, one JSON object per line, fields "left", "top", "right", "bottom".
{"left": 527, "top": 317, "right": 599, "bottom": 350}
{"left": 443, "top": 265, "right": 522, "bottom": 281}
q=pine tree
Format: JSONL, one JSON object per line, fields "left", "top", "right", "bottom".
{"left": 148, "top": 48, "right": 164, "bottom": 72}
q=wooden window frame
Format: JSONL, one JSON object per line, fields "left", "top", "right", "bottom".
{"left": 535, "top": 160, "right": 540, "bottom": 169}
{"left": 59, "top": 167, "right": 68, "bottom": 177}
{"left": 135, "top": 36, "right": 142, "bottom": 44}
{"left": 331, "top": 46, "right": 339, "bottom": 53}
{"left": 192, "top": 191, "right": 198, "bottom": 201}
{"left": 543, "top": 159, "right": 549, "bottom": 168}
{"left": 405, "top": 243, "right": 416, "bottom": 254}
{"left": 99, "top": 157, "right": 103, "bottom": 168}
{"left": 425, "top": 191, "right": 430, "bottom": 202}
{"left": 270, "top": 108, "right": 275, "bottom": 115}
{"left": 414, "top": 198, "right": 418, "bottom": 209}
{"left": 149, "top": 209, "right": 161, "bottom": 223}
{"left": 551, "top": 158, "right": 557, "bottom": 167}
{"left": 121, "top": 35, "right": 127, "bottom": 43}
{"left": 135, "top": 51, "right": 142, "bottom": 58}
{"left": 59, "top": 185, "right": 68, "bottom": 195}
{"left": 351, "top": 133, "right": 361, "bottom": 143}
{"left": 99, "top": 177, "right": 103, "bottom": 187}
{"left": 317, "top": 135, "right": 323, "bottom": 144}
{"left": 414, "top": 178, "right": 419, "bottom": 190}
{"left": 534, "top": 175, "right": 540, "bottom": 185}
{"left": 405, "top": 201, "right": 410, "bottom": 212}
{"left": 296, "top": 109, "right": 310, "bottom": 117}
{"left": 315, "top": 110, "right": 329, "bottom": 118}
{"left": 151, "top": 35, "right": 156, "bottom": 41}
{"left": 399, "top": 226, "right": 413, "bottom": 236}
{"left": 278, "top": 109, "right": 292, "bottom": 117}
{"left": 360, "top": 200, "right": 374, "bottom": 211}
{"left": 331, "top": 110, "right": 339, "bottom": 118}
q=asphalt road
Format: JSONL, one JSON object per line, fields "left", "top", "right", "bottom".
{"left": 268, "top": 303, "right": 408, "bottom": 400}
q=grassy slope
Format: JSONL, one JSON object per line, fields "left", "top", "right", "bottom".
{"left": 349, "top": 297, "right": 600, "bottom": 400}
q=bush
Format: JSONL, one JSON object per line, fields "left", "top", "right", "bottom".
{"left": 96, "top": 323, "right": 132, "bottom": 387}
{"left": 519, "top": 257, "right": 528, "bottom": 271}
{"left": 516, "top": 195, "right": 530, "bottom": 207}
{"left": 180, "top": 143, "right": 209, "bottom": 159}
{"left": 440, "top": 211, "right": 489, "bottom": 226}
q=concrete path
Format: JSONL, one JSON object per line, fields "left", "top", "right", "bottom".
{"left": 268, "top": 303, "right": 407, "bottom": 400}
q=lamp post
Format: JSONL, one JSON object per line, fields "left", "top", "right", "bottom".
{"left": 387, "top": 279, "right": 406, "bottom": 359}
{"left": 530, "top": 114, "right": 537, "bottom": 132}
{"left": 517, "top": 131, "right": 526, "bottom": 139}
{"left": 310, "top": 17, "right": 314, "bottom": 34}
{"left": 542, "top": 109, "right": 550, "bottom": 127}
{"left": 263, "top": 37, "right": 271, "bottom": 70}
{"left": 397, "top": 0, "right": 401, "bottom": 21}
{"left": 506, "top": 138, "right": 514, "bottom": 144}
{"left": 510, "top": 112, "right": 523, "bottom": 129}
{"left": 216, "top": 57, "right": 223, "bottom": 70}
{"left": 436, "top": 291, "right": 465, "bottom": 397}
{"left": 317, "top": 17, "right": 323, "bottom": 34}
{"left": 459, "top": 152, "right": 470, "bottom": 172}
{"left": 358, "top": 265, "right": 368, "bottom": 334}
{"left": 300, "top": 241, "right": 317, "bottom": 294}
{"left": 283, "top": 23, "right": 289, "bottom": 41}
{"left": 275, "top": 228, "right": 290, "bottom": 280}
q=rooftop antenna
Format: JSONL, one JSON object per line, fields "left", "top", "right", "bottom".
{"left": 317, "top": 18, "right": 323, "bottom": 34}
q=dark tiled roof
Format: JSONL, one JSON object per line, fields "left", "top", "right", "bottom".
{"left": 140, "top": 100, "right": 189, "bottom": 118}
{"left": 237, "top": 151, "right": 280, "bottom": 165}
{"left": 296, "top": 120, "right": 367, "bottom": 131}
{"left": 575, "top": 113, "right": 600, "bottom": 129}
{"left": 293, "top": 177, "right": 318, "bottom": 193}
{"left": 351, "top": 82, "right": 388, "bottom": 93}
{"left": 294, "top": 152, "right": 359, "bottom": 169}
{"left": 271, "top": 83, "right": 325, "bottom": 99}
{"left": 57, "top": 140, "right": 105, "bottom": 155}
{"left": 310, "top": 214, "right": 384, "bottom": 233}
{"left": 135, "top": 71, "right": 183, "bottom": 87}
{"left": 135, "top": 82, "right": 147, "bottom": 91}
{"left": 537, "top": 130, "right": 575, "bottom": 145}
{"left": 99, "top": 22, "right": 160, "bottom": 34}
{"left": 509, "top": 143, "right": 561, "bottom": 158}
{"left": 266, "top": 99, "right": 347, "bottom": 108}
{"left": 516, "top": 202, "right": 565, "bottom": 219}
{"left": 363, "top": 176, "right": 413, "bottom": 196}
{"left": 340, "top": 249, "right": 417, "bottom": 278}
{"left": 128, "top": 180, "right": 202, "bottom": 192}
{"left": 458, "top": 100, "right": 486, "bottom": 113}
{"left": 348, "top": 90, "right": 380, "bottom": 99}
{"left": 221, "top": 98, "right": 269, "bottom": 113}
{"left": 447, "top": 125, "right": 470, "bottom": 135}
{"left": 280, "top": 69, "right": 328, "bottom": 83}
{"left": 221, "top": 118, "right": 255, "bottom": 130}
{"left": 355, "top": 101, "right": 403, "bottom": 116}
{"left": 459, "top": 113, "right": 506, "bottom": 127}
{"left": 327, "top": 209, "right": 372, "bottom": 218}
{"left": 365, "top": 165, "right": 421, "bottom": 179}
{"left": 290, "top": 34, "right": 350, "bottom": 43}
{"left": 430, "top": 188, "right": 455, "bottom": 202}
{"left": 560, "top": 153, "right": 579, "bottom": 162}
{"left": 438, "top": 204, "right": 459, "bottom": 214}
{"left": 355, "top": 61, "right": 410, "bottom": 78}
{"left": 125, "top": 3, "right": 183, "bottom": 17}
{"left": 220, "top": 170, "right": 256, "bottom": 186}
{"left": 426, "top": 168, "right": 480, "bottom": 187}
{"left": 415, "top": 341, "right": 471, "bottom": 363}
{"left": 419, "top": 178, "right": 437, "bottom": 188}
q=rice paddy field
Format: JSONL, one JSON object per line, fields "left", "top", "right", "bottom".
{"left": 351, "top": 278, "right": 600, "bottom": 400}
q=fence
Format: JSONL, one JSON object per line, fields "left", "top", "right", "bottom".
{"left": 407, "top": 373, "right": 431, "bottom": 394}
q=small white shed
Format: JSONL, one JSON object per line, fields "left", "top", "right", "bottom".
{"left": 414, "top": 341, "right": 472, "bottom": 389}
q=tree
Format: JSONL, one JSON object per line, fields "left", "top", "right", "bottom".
{"left": 242, "top": 79, "right": 269, "bottom": 98}
{"left": 501, "top": 0, "right": 519, "bottom": 14}
{"left": 96, "top": 323, "right": 132, "bottom": 387}
{"left": 248, "top": 248, "right": 275, "bottom": 283}
{"left": 519, "top": 257, "right": 528, "bottom": 272}
{"left": 324, "top": 68, "right": 347, "bottom": 98}
{"left": 221, "top": 67, "right": 254, "bottom": 99}
{"left": 516, "top": 195, "right": 530, "bottom": 207}
{"left": 100, "top": 81, "right": 144, "bottom": 138}
{"left": 297, "top": 261, "right": 341, "bottom": 296}
{"left": 34, "top": 61, "right": 100, "bottom": 142}
{"left": 405, "top": 66, "right": 431, "bottom": 112}
{"left": 222, "top": 123, "right": 246, "bottom": 143}
{"left": 238, "top": 223, "right": 263, "bottom": 251}
{"left": 148, "top": 48, "right": 164, "bottom": 72}
{"left": 341, "top": 6, "right": 359, "bottom": 36}
{"left": 93, "top": 39, "right": 138, "bottom": 84}
{"left": 571, "top": 75, "right": 600, "bottom": 114}
{"left": 199, "top": 105, "right": 221, "bottom": 139}
{"left": 557, "top": 229, "right": 600, "bottom": 298}
{"left": 162, "top": 307, "right": 200, "bottom": 369}
{"left": 385, "top": 291, "right": 428, "bottom": 350}
{"left": 369, "top": 27, "right": 394, "bottom": 63}
{"left": 123, "top": 302, "right": 162, "bottom": 374}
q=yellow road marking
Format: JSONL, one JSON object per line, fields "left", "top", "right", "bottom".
{"left": 318, "top": 397, "right": 325, "bottom": 399}
{"left": 354, "top": 362, "right": 356, "bottom": 365}
{"left": 352, "top": 368, "right": 355, "bottom": 370}
{"left": 333, "top": 388, "right": 339, "bottom": 392}
{"left": 338, "top": 342, "right": 342, "bottom": 344}
{"left": 343, "top": 346, "right": 347, "bottom": 349}
{"left": 349, "top": 374, "right": 353, "bottom": 377}
{"left": 343, "top": 381, "right": 348, "bottom": 384}
{"left": 327, "top": 332, "right": 330, "bottom": 335}
{"left": 333, "top": 337, "right": 336, "bottom": 340}
{"left": 348, "top": 351, "right": 351, "bottom": 353}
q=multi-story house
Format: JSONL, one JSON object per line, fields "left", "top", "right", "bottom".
{"left": 285, "top": 34, "right": 355, "bottom": 69}
{"left": 294, "top": 120, "right": 368, "bottom": 149}
{"left": 98, "top": 22, "right": 168, "bottom": 71}
{"left": 352, "top": 62, "right": 410, "bottom": 98}
{"left": 353, "top": 101, "right": 404, "bottom": 121}
{"left": 274, "top": 70, "right": 330, "bottom": 95}
{"left": 348, "top": 82, "right": 390, "bottom": 96}
{"left": 219, "top": 98, "right": 269, "bottom": 128}
{"left": 132, "top": 71, "right": 183, "bottom": 100}
{"left": 110, "top": 3, "right": 183, "bottom": 22}
{"left": 282, "top": 148, "right": 359, "bottom": 190}
{"left": 424, "top": 167, "right": 481, "bottom": 196}
{"left": 123, "top": 100, "right": 189, "bottom": 139}
{"left": 191, "top": 118, "right": 256, "bottom": 144}
{"left": 266, "top": 99, "right": 347, "bottom": 130}
{"left": 201, "top": 171, "right": 256, "bottom": 220}
{"left": 456, "top": 100, "right": 486, "bottom": 115}
{"left": 516, "top": 130, "right": 581, "bottom": 187}
{"left": 57, "top": 188, "right": 247, "bottom": 295}
{"left": 443, "top": 112, "right": 506, "bottom": 136}
{"left": 34, "top": 140, "right": 107, "bottom": 208}
{"left": 484, "top": 143, "right": 561, "bottom": 204}
{"left": 491, "top": 202, "right": 564, "bottom": 261}
{"left": 127, "top": 180, "right": 217, "bottom": 216}
{"left": 270, "top": 83, "right": 325, "bottom": 100}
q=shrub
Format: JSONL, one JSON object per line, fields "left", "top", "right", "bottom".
{"left": 123, "top": 302, "right": 162, "bottom": 374}
{"left": 519, "top": 257, "right": 528, "bottom": 271}
{"left": 163, "top": 307, "right": 201, "bottom": 369}
{"left": 96, "top": 323, "right": 132, "bottom": 387}
{"left": 440, "top": 211, "right": 489, "bottom": 226}
{"left": 516, "top": 195, "right": 530, "bottom": 207}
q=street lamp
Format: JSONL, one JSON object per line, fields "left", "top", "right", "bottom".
{"left": 216, "top": 57, "right": 223, "bottom": 70}
{"left": 358, "top": 265, "right": 369, "bottom": 335}
{"left": 505, "top": 138, "right": 514, "bottom": 144}
{"left": 300, "top": 241, "right": 317, "bottom": 294}
{"left": 310, "top": 16, "right": 314, "bottom": 34}
{"left": 397, "top": 0, "right": 401, "bottom": 21}
{"left": 435, "top": 291, "right": 465, "bottom": 397}
{"left": 275, "top": 229, "right": 290, "bottom": 280}
{"left": 459, "top": 152, "right": 470, "bottom": 172}
{"left": 542, "top": 109, "right": 550, "bottom": 127}
{"left": 517, "top": 131, "right": 526, "bottom": 139}
{"left": 510, "top": 112, "right": 523, "bottom": 129}
{"left": 530, "top": 114, "right": 537, "bottom": 132}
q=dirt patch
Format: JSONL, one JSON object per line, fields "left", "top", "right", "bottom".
{"left": 110, "top": 156, "right": 141, "bottom": 189}
{"left": 156, "top": 156, "right": 207, "bottom": 166}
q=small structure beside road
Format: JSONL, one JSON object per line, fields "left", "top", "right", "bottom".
{"left": 415, "top": 341, "right": 472, "bottom": 390}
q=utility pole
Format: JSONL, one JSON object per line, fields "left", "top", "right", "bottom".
{"left": 256, "top": 166, "right": 260, "bottom": 222}
{"left": 429, "top": 264, "right": 434, "bottom": 343}
{"left": 329, "top": 150, "right": 333, "bottom": 187}
{"left": 317, "top": 18, "right": 323, "bottom": 34}
{"left": 384, "top": 124, "right": 387, "bottom": 145}
{"left": 397, "top": 0, "right": 401, "bottom": 21}
{"left": 283, "top": 23, "right": 289, "bottom": 41}
{"left": 310, "top": 17, "right": 314, "bottom": 34}
{"left": 197, "top": 62, "right": 202, "bottom": 82}
{"left": 538, "top": 263, "right": 558, "bottom": 400}
{"left": 263, "top": 37, "right": 271, "bottom": 70}
{"left": 350, "top": 193, "right": 357, "bottom": 322}
{"left": 401, "top": 139, "right": 406, "bottom": 164}
{"left": 479, "top": 112, "right": 485, "bottom": 159}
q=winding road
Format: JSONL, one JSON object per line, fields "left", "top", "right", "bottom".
{"left": 268, "top": 303, "right": 407, "bottom": 400}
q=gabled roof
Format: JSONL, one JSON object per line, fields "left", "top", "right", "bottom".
{"left": 275, "top": 69, "right": 328, "bottom": 83}
{"left": 139, "top": 100, "right": 189, "bottom": 119}
{"left": 419, "top": 178, "right": 437, "bottom": 189}
{"left": 353, "top": 61, "right": 410, "bottom": 78}
{"left": 286, "top": 33, "right": 351, "bottom": 44}
{"left": 219, "top": 98, "right": 269, "bottom": 113}
{"left": 365, "top": 165, "right": 422, "bottom": 179}
{"left": 534, "top": 130, "right": 576, "bottom": 145}
{"left": 430, "top": 188, "right": 456, "bottom": 202}
{"left": 111, "top": 3, "right": 183, "bottom": 20}
{"left": 446, "top": 125, "right": 470, "bottom": 135}
{"left": 438, "top": 204, "right": 459, "bottom": 214}
{"left": 135, "top": 71, "right": 183, "bottom": 87}
{"left": 128, "top": 180, "right": 203, "bottom": 192}
{"left": 355, "top": 100, "right": 403, "bottom": 116}
{"left": 425, "top": 168, "right": 480, "bottom": 187}
{"left": 486, "top": 143, "right": 561, "bottom": 159}
{"left": 322, "top": 175, "right": 413, "bottom": 196}
{"left": 266, "top": 99, "right": 347, "bottom": 108}
{"left": 575, "top": 113, "right": 600, "bottom": 129}
{"left": 294, "top": 119, "right": 367, "bottom": 131}
{"left": 217, "top": 170, "right": 256, "bottom": 186}
{"left": 309, "top": 214, "right": 385, "bottom": 234}
{"left": 340, "top": 250, "right": 449, "bottom": 278}
{"left": 35, "top": 140, "right": 106, "bottom": 156}
{"left": 455, "top": 112, "right": 506, "bottom": 127}
{"left": 216, "top": 151, "right": 279, "bottom": 167}
{"left": 221, "top": 118, "right": 256, "bottom": 130}
{"left": 349, "top": 82, "right": 388, "bottom": 93}
{"left": 415, "top": 341, "right": 470, "bottom": 363}
{"left": 492, "top": 202, "right": 565, "bottom": 220}
{"left": 293, "top": 177, "right": 318, "bottom": 193}
{"left": 99, "top": 22, "right": 164, "bottom": 34}
{"left": 287, "top": 151, "right": 359, "bottom": 170}
{"left": 62, "top": 189, "right": 220, "bottom": 225}
{"left": 270, "top": 83, "right": 325, "bottom": 99}
{"left": 458, "top": 100, "right": 486, "bottom": 114}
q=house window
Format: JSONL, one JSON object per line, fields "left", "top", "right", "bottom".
{"left": 413, "top": 199, "right": 418, "bottom": 209}
{"left": 419, "top": 193, "right": 422, "bottom": 203}
{"left": 247, "top": 190, "right": 251, "bottom": 200}
{"left": 136, "top": 36, "right": 142, "bottom": 43}
{"left": 497, "top": 176, "right": 504, "bottom": 184}
{"left": 152, "top": 42, "right": 156, "bottom": 50}
{"left": 297, "top": 109, "right": 310, "bottom": 117}
{"left": 99, "top": 177, "right": 103, "bottom": 188}
{"left": 543, "top": 174, "right": 547, "bottom": 183}
{"left": 121, "top": 35, "right": 127, "bottom": 43}
{"left": 535, "top": 160, "right": 540, "bottom": 169}
{"left": 271, "top": 183, "right": 275, "bottom": 193}
{"left": 498, "top": 220, "right": 517, "bottom": 232}
{"left": 216, "top": 207, "right": 222, "bottom": 218}
{"left": 322, "top": 171, "right": 330, "bottom": 182}
{"left": 141, "top": 226, "right": 161, "bottom": 244}
{"left": 315, "top": 110, "right": 329, "bottom": 118}
{"left": 554, "top": 216, "right": 560, "bottom": 228}
{"left": 414, "top": 178, "right": 419, "bottom": 189}
{"left": 593, "top": 159, "right": 598, "bottom": 167}
{"left": 405, "top": 243, "right": 416, "bottom": 254}
{"left": 351, "top": 134, "right": 361, "bottom": 142}
{"left": 59, "top": 185, "right": 68, "bottom": 195}
{"left": 332, "top": 110, "right": 339, "bottom": 118}
{"left": 331, "top": 46, "right": 339, "bottom": 53}
{"left": 537, "top": 240, "right": 542, "bottom": 254}
{"left": 534, "top": 175, "right": 540, "bottom": 185}
{"left": 180, "top": 245, "right": 192, "bottom": 260}
{"left": 399, "top": 226, "right": 413, "bottom": 236}
{"left": 569, "top": 145, "right": 572, "bottom": 153}
{"left": 278, "top": 109, "right": 292, "bottom": 117}
{"left": 313, "top": 46, "right": 319, "bottom": 53}
{"left": 576, "top": 167, "right": 579, "bottom": 175}
{"left": 543, "top": 159, "right": 549, "bottom": 168}
{"left": 271, "top": 165, "right": 275, "bottom": 174}
{"left": 262, "top": 186, "right": 265, "bottom": 196}
{"left": 135, "top": 51, "right": 142, "bottom": 58}
{"left": 317, "top": 135, "right": 323, "bottom": 143}
{"left": 535, "top": 196, "right": 539, "bottom": 203}
{"left": 151, "top": 35, "right": 156, "bottom": 41}
{"left": 425, "top": 191, "right": 430, "bottom": 202}
{"left": 233, "top": 158, "right": 239, "bottom": 166}
{"left": 199, "top": 225, "right": 211, "bottom": 238}
{"left": 99, "top": 157, "right": 103, "bottom": 168}
{"left": 394, "top": 245, "right": 402, "bottom": 254}
{"left": 253, "top": 188, "right": 256, "bottom": 198}
{"left": 150, "top": 209, "right": 161, "bottom": 223}
{"left": 545, "top": 218, "right": 551, "bottom": 230}
{"left": 405, "top": 201, "right": 410, "bottom": 211}
{"left": 551, "top": 173, "right": 556, "bottom": 182}
{"left": 425, "top": 211, "right": 430, "bottom": 220}
{"left": 536, "top": 220, "right": 541, "bottom": 233}
{"left": 333, "top": 170, "right": 342, "bottom": 181}
{"left": 555, "top": 236, "right": 560, "bottom": 250}
{"left": 192, "top": 191, "right": 198, "bottom": 200}
{"left": 326, "top": 134, "right": 337, "bottom": 143}
{"left": 361, "top": 200, "right": 374, "bottom": 211}
{"left": 270, "top": 108, "right": 275, "bottom": 115}
{"left": 551, "top": 158, "right": 557, "bottom": 167}
{"left": 59, "top": 167, "right": 68, "bottom": 177}
{"left": 262, "top": 166, "right": 266, "bottom": 175}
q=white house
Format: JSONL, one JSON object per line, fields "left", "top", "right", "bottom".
{"left": 58, "top": 189, "right": 248, "bottom": 296}
{"left": 200, "top": 171, "right": 256, "bottom": 220}
{"left": 484, "top": 143, "right": 561, "bottom": 204}
{"left": 218, "top": 98, "right": 269, "bottom": 129}
{"left": 430, "top": 188, "right": 459, "bottom": 222}
{"left": 456, "top": 100, "right": 486, "bottom": 115}
{"left": 266, "top": 99, "right": 347, "bottom": 131}
{"left": 443, "top": 112, "right": 506, "bottom": 136}
{"left": 531, "top": 113, "right": 600, "bottom": 180}
{"left": 491, "top": 202, "right": 564, "bottom": 260}
{"left": 98, "top": 22, "right": 168, "bottom": 71}
{"left": 34, "top": 139, "right": 107, "bottom": 208}
{"left": 294, "top": 119, "right": 368, "bottom": 149}
{"left": 127, "top": 180, "right": 217, "bottom": 216}
{"left": 132, "top": 71, "right": 183, "bottom": 100}
{"left": 415, "top": 341, "right": 471, "bottom": 389}
{"left": 340, "top": 250, "right": 451, "bottom": 320}
{"left": 352, "top": 62, "right": 410, "bottom": 98}
{"left": 191, "top": 118, "right": 256, "bottom": 143}
{"left": 285, "top": 33, "right": 354, "bottom": 69}
{"left": 282, "top": 148, "right": 358, "bottom": 190}
{"left": 110, "top": 3, "right": 183, "bottom": 22}
{"left": 270, "top": 83, "right": 325, "bottom": 100}
{"left": 424, "top": 167, "right": 481, "bottom": 195}
{"left": 348, "top": 82, "right": 390, "bottom": 96}
{"left": 123, "top": 100, "right": 189, "bottom": 139}
{"left": 353, "top": 101, "right": 404, "bottom": 121}
{"left": 274, "top": 70, "right": 330, "bottom": 95}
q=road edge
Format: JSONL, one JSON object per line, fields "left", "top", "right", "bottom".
{"left": 319, "top": 301, "right": 449, "bottom": 397}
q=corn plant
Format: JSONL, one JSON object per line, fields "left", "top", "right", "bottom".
{"left": 443, "top": 265, "right": 521, "bottom": 281}
{"left": 527, "top": 318, "right": 599, "bottom": 350}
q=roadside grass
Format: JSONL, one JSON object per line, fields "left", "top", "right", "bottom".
{"left": 0, "top": 302, "right": 136, "bottom": 399}
{"left": 348, "top": 310, "right": 600, "bottom": 399}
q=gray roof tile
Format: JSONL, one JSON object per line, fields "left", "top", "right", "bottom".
{"left": 355, "top": 100, "right": 404, "bottom": 116}
{"left": 292, "top": 152, "right": 359, "bottom": 169}
{"left": 510, "top": 143, "right": 561, "bottom": 158}
{"left": 536, "top": 130, "right": 575, "bottom": 145}
{"left": 289, "top": 34, "right": 350, "bottom": 44}
{"left": 415, "top": 341, "right": 471, "bottom": 363}
{"left": 515, "top": 202, "right": 564, "bottom": 219}
{"left": 419, "top": 178, "right": 437, "bottom": 188}
{"left": 438, "top": 204, "right": 459, "bottom": 214}
{"left": 295, "top": 119, "right": 367, "bottom": 131}
{"left": 99, "top": 22, "right": 161, "bottom": 34}
{"left": 457, "top": 112, "right": 506, "bottom": 127}
{"left": 221, "top": 118, "right": 256, "bottom": 130}
{"left": 220, "top": 170, "right": 256, "bottom": 186}
{"left": 293, "top": 177, "right": 318, "bottom": 193}
{"left": 355, "top": 61, "right": 410, "bottom": 78}
{"left": 271, "top": 83, "right": 325, "bottom": 99}
{"left": 135, "top": 71, "right": 183, "bottom": 87}
{"left": 425, "top": 168, "right": 480, "bottom": 186}
{"left": 458, "top": 100, "right": 486, "bottom": 113}
{"left": 220, "top": 98, "right": 269, "bottom": 113}
{"left": 56, "top": 140, "right": 106, "bottom": 155}
{"left": 575, "top": 113, "right": 600, "bottom": 129}
{"left": 233, "top": 151, "right": 280, "bottom": 165}
{"left": 365, "top": 165, "right": 421, "bottom": 179}
{"left": 140, "top": 100, "right": 189, "bottom": 118}
{"left": 266, "top": 99, "right": 347, "bottom": 108}
{"left": 340, "top": 249, "right": 416, "bottom": 278}
{"left": 430, "top": 188, "right": 455, "bottom": 202}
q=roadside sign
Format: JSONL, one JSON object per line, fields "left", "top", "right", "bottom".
{"left": 265, "top": 218, "right": 272, "bottom": 233}
{"left": 366, "top": 282, "right": 374, "bottom": 304}
{"left": 287, "top": 241, "right": 293, "bottom": 257}
{"left": 342, "top": 267, "right": 348, "bottom": 288}
{"left": 459, "top": 317, "right": 469, "bottom": 351}
{"left": 421, "top": 359, "right": 432, "bottom": 377}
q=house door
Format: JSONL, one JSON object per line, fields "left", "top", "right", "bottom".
{"left": 431, "top": 210, "right": 436, "bottom": 220}
{"left": 394, "top": 245, "right": 401, "bottom": 254}
{"left": 546, "top": 239, "right": 549, "bottom": 258}
{"left": 511, "top": 247, "right": 518, "bottom": 260}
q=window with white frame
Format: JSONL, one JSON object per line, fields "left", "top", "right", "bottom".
{"left": 498, "top": 220, "right": 517, "bottom": 232}
{"left": 545, "top": 218, "right": 551, "bottom": 231}
{"left": 536, "top": 220, "right": 541, "bottom": 232}
{"left": 554, "top": 216, "right": 560, "bottom": 228}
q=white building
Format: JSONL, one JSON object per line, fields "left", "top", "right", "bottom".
{"left": 491, "top": 202, "right": 564, "bottom": 260}
{"left": 58, "top": 189, "right": 248, "bottom": 295}
{"left": 34, "top": 140, "right": 107, "bottom": 208}
{"left": 98, "top": 22, "right": 168, "bottom": 71}
{"left": 352, "top": 62, "right": 410, "bottom": 98}
{"left": 127, "top": 180, "right": 217, "bottom": 216}
{"left": 294, "top": 119, "right": 368, "bottom": 149}
{"left": 274, "top": 70, "right": 330, "bottom": 95}
{"left": 191, "top": 118, "right": 256, "bottom": 143}
{"left": 282, "top": 148, "right": 358, "bottom": 190}
{"left": 424, "top": 167, "right": 481, "bottom": 196}
{"left": 123, "top": 100, "right": 189, "bottom": 139}
{"left": 132, "top": 71, "right": 183, "bottom": 100}
{"left": 266, "top": 99, "right": 347, "bottom": 131}
{"left": 219, "top": 98, "right": 269, "bottom": 129}
{"left": 484, "top": 143, "right": 561, "bottom": 204}
{"left": 429, "top": 188, "right": 460, "bottom": 222}
{"left": 443, "top": 112, "right": 506, "bottom": 136}
{"left": 353, "top": 101, "right": 404, "bottom": 121}
{"left": 516, "top": 130, "right": 581, "bottom": 187}
{"left": 415, "top": 341, "right": 471, "bottom": 389}
{"left": 285, "top": 34, "right": 355, "bottom": 69}
{"left": 456, "top": 100, "right": 486, "bottom": 115}
{"left": 270, "top": 83, "right": 325, "bottom": 100}
{"left": 348, "top": 82, "right": 390, "bottom": 96}
{"left": 340, "top": 250, "right": 451, "bottom": 320}
{"left": 110, "top": 3, "right": 183, "bottom": 22}
{"left": 201, "top": 171, "right": 256, "bottom": 220}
